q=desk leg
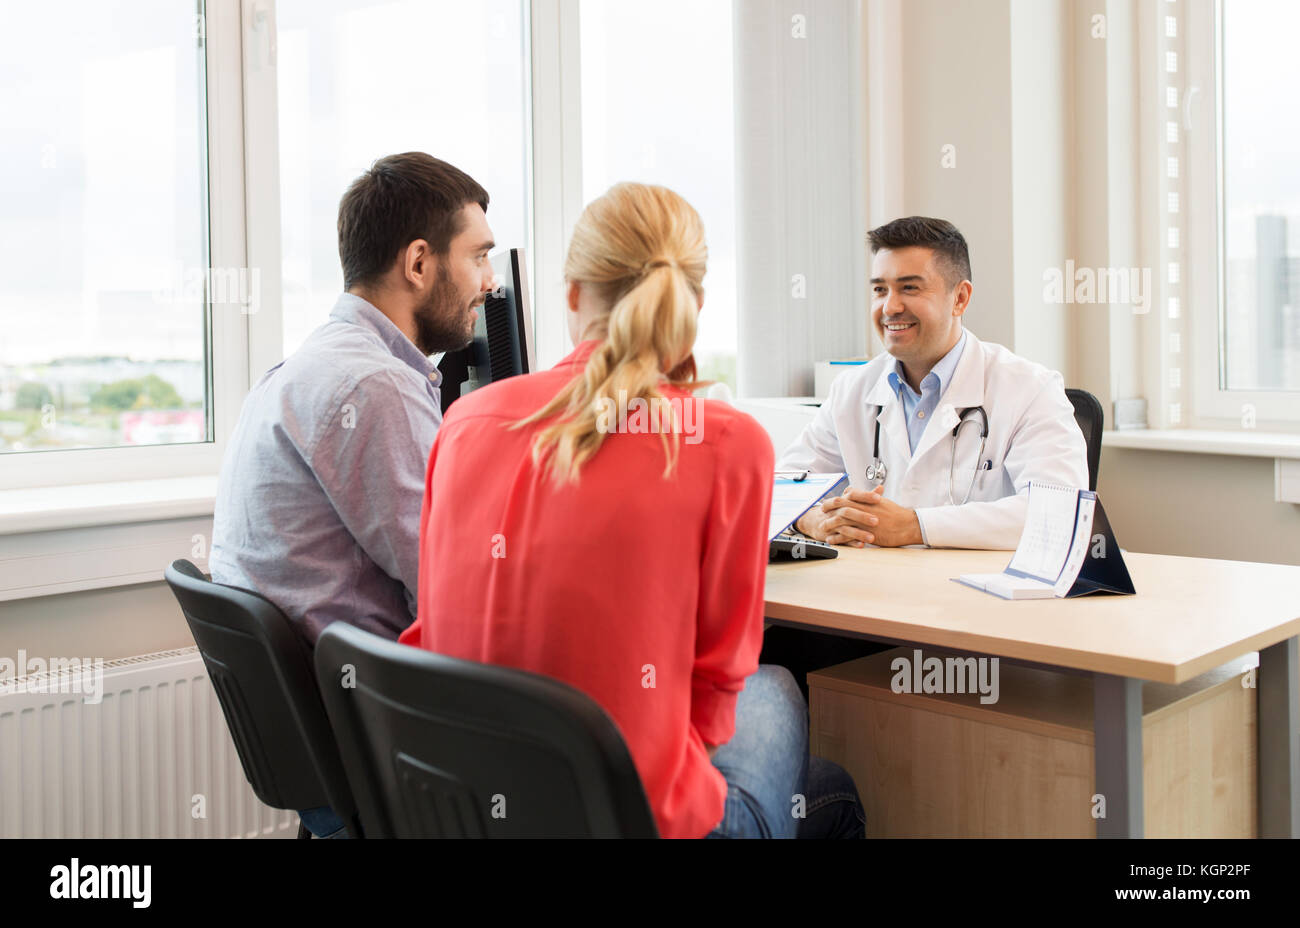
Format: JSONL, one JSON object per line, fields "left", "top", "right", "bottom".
{"left": 1094, "top": 674, "right": 1143, "bottom": 838}
{"left": 1258, "top": 636, "right": 1299, "bottom": 838}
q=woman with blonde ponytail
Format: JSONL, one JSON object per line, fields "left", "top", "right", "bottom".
{"left": 400, "top": 183, "right": 863, "bottom": 839}
{"left": 512, "top": 183, "right": 708, "bottom": 484}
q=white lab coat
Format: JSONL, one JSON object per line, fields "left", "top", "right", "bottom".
{"left": 776, "top": 330, "right": 1089, "bottom": 549}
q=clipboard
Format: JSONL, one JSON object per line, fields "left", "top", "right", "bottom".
{"left": 768, "top": 472, "right": 849, "bottom": 562}
{"left": 769, "top": 472, "right": 850, "bottom": 541}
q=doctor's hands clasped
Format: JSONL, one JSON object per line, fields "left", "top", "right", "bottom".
{"left": 796, "top": 486, "right": 924, "bottom": 548}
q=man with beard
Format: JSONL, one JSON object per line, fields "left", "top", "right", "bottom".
{"left": 211, "top": 153, "right": 495, "bottom": 652}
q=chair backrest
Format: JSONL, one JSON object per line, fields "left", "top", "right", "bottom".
{"left": 1065, "top": 388, "right": 1104, "bottom": 492}
{"left": 164, "top": 559, "right": 360, "bottom": 835}
{"left": 314, "top": 623, "right": 659, "bottom": 838}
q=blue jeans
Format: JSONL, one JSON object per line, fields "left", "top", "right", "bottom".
{"left": 298, "top": 805, "right": 349, "bottom": 839}
{"left": 707, "top": 665, "right": 865, "bottom": 839}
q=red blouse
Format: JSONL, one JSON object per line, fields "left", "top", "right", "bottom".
{"left": 398, "top": 340, "right": 774, "bottom": 838}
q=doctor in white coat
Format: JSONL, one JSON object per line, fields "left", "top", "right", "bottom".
{"left": 778, "top": 216, "right": 1088, "bottom": 551}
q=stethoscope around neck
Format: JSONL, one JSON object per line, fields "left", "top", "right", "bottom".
{"left": 865, "top": 404, "right": 991, "bottom": 506}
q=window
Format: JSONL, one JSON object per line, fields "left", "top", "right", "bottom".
{"left": 0, "top": 2, "right": 211, "bottom": 455}
{"left": 1220, "top": 0, "right": 1299, "bottom": 393}
{"left": 0, "top": 0, "right": 735, "bottom": 505}
{"left": 275, "top": 0, "right": 531, "bottom": 359}
{"left": 1183, "top": 0, "right": 1300, "bottom": 427}
{"left": 578, "top": 0, "right": 738, "bottom": 389}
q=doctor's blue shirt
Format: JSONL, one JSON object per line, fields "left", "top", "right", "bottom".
{"left": 887, "top": 328, "right": 968, "bottom": 454}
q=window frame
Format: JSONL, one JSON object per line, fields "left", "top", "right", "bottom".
{"left": 0, "top": 0, "right": 575, "bottom": 500}
{"left": 528, "top": 0, "right": 585, "bottom": 370}
{"left": 0, "top": 0, "right": 252, "bottom": 491}
{"left": 1186, "top": 0, "right": 1300, "bottom": 428}
{"left": 246, "top": 0, "right": 562, "bottom": 368}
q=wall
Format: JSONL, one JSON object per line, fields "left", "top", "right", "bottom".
{"left": 884, "top": 0, "right": 1073, "bottom": 375}
{"left": 1099, "top": 449, "right": 1300, "bottom": 566}
{"left": 0, "top": 583, "right": 191, "bottom": 662}
{"left": 1009, "top": 0, "right": 1072, "bottom": 376}
{"left": 896, "top": 0, "right": 1017, "bottom": 353}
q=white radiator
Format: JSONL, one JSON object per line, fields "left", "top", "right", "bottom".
{"left": 0, "top": 647, "right": 296, "bottom": 838}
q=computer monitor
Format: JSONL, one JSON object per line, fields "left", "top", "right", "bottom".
{"left": 436, "top": 247, "right": 535, "bottom": 414}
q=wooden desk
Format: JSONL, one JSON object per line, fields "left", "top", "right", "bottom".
{"left": 765, "top": 547, "right": 1300, "bottom": 838}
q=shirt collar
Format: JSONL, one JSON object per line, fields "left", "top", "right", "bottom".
{"left": 887, "top": 327, "right": 968, "bottom": 399}
{"left": 557, "top": 339, "right": 601, "bottom": 369}
{"left": 554, "top": 340, "right": 692, "bottom": 396}
{"left": 329, "top": 292, "right": 441, "bottom": 386}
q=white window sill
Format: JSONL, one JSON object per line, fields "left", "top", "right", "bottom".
{"left": 1103, "top": 429, "right": 1300, "bottom": 459}
{"left": 0, "top": 477, "right": 217, "bottom": 601}
{"left": 0, "top": 475, "right": 217, "bottom": 536}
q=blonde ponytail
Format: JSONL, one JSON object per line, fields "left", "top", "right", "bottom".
{"left": 512, "top": 183, "right": 708, "bottom": 483}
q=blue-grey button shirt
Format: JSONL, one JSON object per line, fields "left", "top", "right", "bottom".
{"left": 887, "top": 328, "right": 968, "bottom": 454}
{"left": 211, "top": 293, "right": 442, "bottom": 645}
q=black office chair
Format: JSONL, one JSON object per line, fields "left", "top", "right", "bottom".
{"left": 163, "top": 559, "right": 362, "bottom": 838}
{"left": 1065, "top": 388, "right": 1104, "bottom": 492}
{"left": 314, "top": 622, "right": 659, "bottom": 838}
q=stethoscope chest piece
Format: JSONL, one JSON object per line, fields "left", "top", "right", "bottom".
{"left": 865, "top": 403, "right": 989, "bottom": 504}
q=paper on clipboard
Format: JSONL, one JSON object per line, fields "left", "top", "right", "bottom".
{"left": 769, "top": 473, "right": 850, "bottom": 540}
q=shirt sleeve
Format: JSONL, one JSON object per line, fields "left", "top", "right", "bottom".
{"left": 915, "top": 371, "right": 1089, "bottom": 549}
{"left": 775, "top": 379, "right": 847, "bottom": 473}
{"left": 692, "top": 411, "right": 775, "bottom": 747}
{"left": 308, "top": 369, "right": 440, "bottom": 622}
{"left": 400, "top": 415, "right": 444, "bottom": 649}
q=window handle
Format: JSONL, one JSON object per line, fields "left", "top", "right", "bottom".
{"left": 1183, "top": 84, "right": 1201, "bottom": 132}
{"left": 249, "top": 0, "right": 278, "bottom": 70}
